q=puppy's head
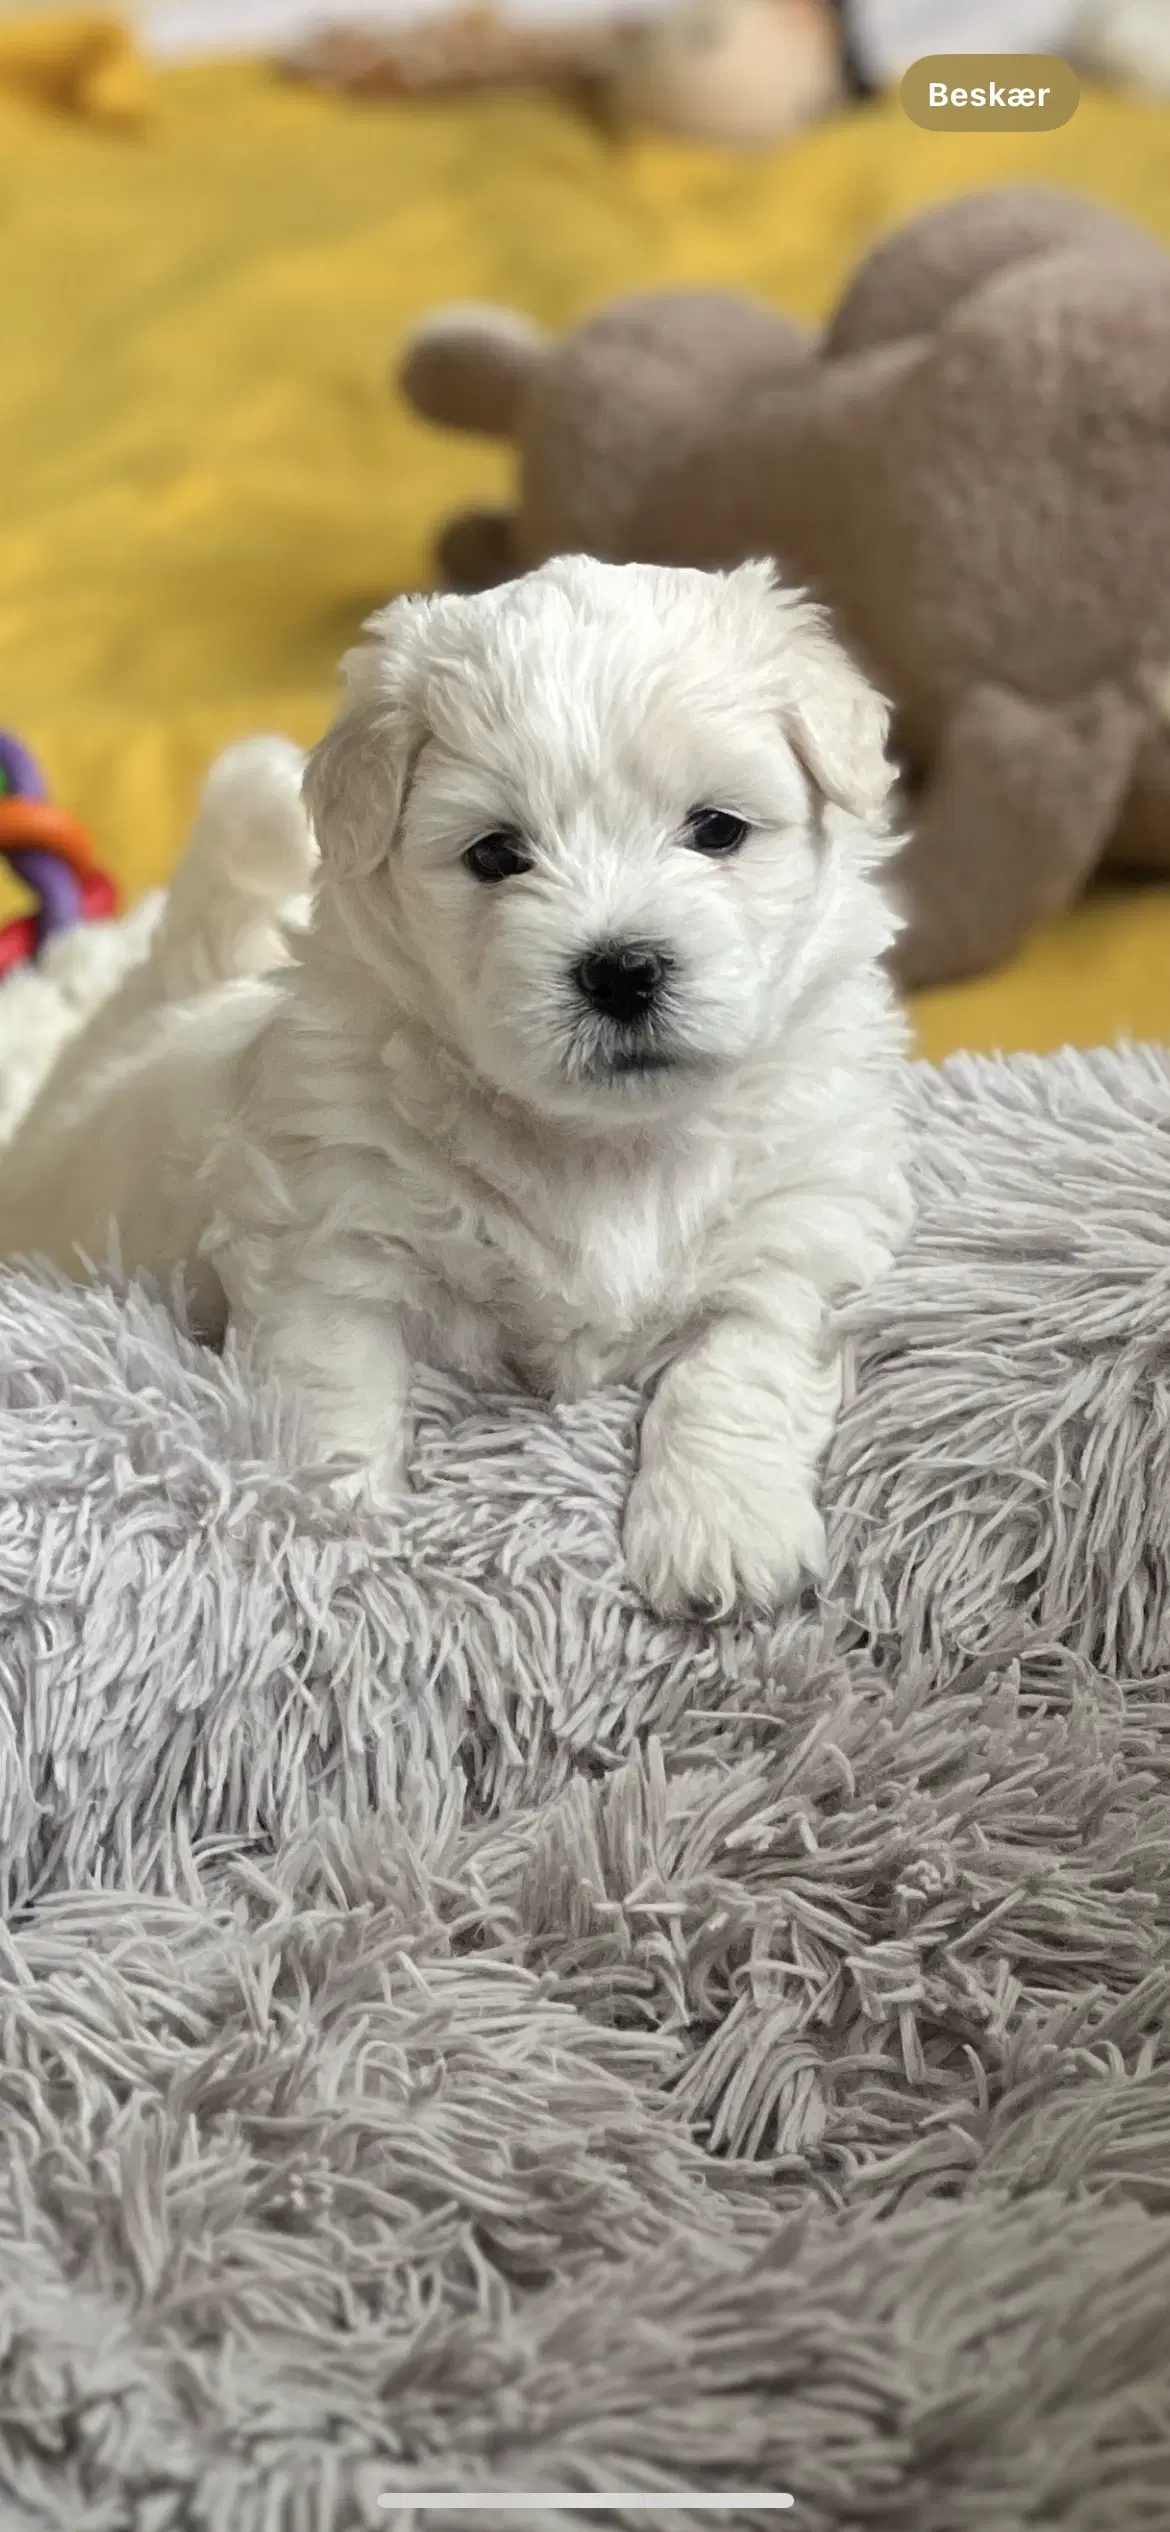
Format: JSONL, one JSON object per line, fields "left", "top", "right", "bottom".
{"left": 304, "top": 556, "right": 896, "bottom": 1122}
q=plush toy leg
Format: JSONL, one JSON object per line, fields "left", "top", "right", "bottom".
{"left": 890, "top": 682, "right": 1148, "bottom": 992}
{"left": 435, "top": 507, "right": 518, "bottom": 592}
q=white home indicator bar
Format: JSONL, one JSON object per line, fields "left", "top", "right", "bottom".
{"left": 379, "top": 2499, "right": 795, "bottom": 2514}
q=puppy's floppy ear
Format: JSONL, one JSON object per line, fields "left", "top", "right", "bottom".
{"left": 303, "top": 594, "right": 436, "bottom": 878}
{"left": 733, "top": 559, "right": 894, "bottom": 825}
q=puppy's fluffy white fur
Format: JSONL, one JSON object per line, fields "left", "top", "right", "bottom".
{"left": 0, "top": 556, "right": 911, "bottom": 1616}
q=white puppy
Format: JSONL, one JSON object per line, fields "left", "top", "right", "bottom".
{"left": 0, "top": 557, "right": 911, "bottom": 1616}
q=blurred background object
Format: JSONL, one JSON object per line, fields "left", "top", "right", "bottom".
{"left": 844, "top": 1, "right": 1080, "bottom": 86}
{"left": 606, "top": 0, "right": 843, "bottom": 147}
{"left": 146, "top": 0, "right": 650, "bottom": 57}
{"left": 1075, "top": 1, "right": 1170, "bottom": 101}
{"left": 284, "top": 0, "right": 846, "bottom": 154}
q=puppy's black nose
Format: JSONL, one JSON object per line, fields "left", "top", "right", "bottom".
{"left": 574, "top": 941, "right": 667, "bottom": 1025}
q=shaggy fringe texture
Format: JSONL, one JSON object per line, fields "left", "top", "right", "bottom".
{"left": 2, "top": 1041, "right": 1170, "bottom": 2527}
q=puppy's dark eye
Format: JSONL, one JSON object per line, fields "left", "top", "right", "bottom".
{"left": 462, "top": 829, "right": 531, "bottom": 883}
{"left": 686, "top": 807, "right": 749, "bottom": 857}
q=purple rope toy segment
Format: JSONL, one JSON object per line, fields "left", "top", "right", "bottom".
{"left": 0, "top": 727, "right": 86, "bottom": 947}
{"left": 0, "top": 731, "right": 48, "bottom": 801}
{"left": 6, "top": 846, "right": 84, "bottom": 934}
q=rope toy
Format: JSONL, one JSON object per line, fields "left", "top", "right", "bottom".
{"left": 0, "top": 730, "right": 119, "bottom": 979}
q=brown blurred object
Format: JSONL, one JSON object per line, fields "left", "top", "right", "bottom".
{"left": 283, "top": 0, "right": 845, "bottom": 149}
{"left": 283, "top": 9, "right": 607, "bottom": 98}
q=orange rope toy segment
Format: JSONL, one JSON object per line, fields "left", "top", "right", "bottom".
{"left": 0, "top": 795, "right": 109, "bottom": 882}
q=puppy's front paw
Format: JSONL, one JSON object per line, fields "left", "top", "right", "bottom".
{"left": 327, "top": 1449, "right": 409, "bottom": 1516}
{"left": 623, "top": 1455, "right": 826, "bottom": 1620}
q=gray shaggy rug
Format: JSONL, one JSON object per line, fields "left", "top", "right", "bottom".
{"left": 2, "top": 1041, "right": 1170, "bottom": 2532}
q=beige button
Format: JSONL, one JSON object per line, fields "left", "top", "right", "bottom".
{"left": 901, "top": 54, "right": 1081, "bottom": 130}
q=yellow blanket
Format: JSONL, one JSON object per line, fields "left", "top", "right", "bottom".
{"left": 4, "top": 12, "right": 1170, "bottom": 1060}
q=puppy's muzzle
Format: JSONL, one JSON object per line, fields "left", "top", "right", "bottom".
{"left": 572, "top": 940, "right": 669, "bottom": 1028}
